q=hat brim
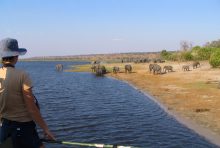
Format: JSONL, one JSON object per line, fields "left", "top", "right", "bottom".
{"left": 0, "top": 48, "right": 27, "bottom": 58}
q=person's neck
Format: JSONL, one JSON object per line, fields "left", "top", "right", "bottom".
{"left": 3, "top": 62, "right": 15, "bottom": 68}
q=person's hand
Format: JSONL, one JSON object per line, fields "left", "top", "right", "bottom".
{"left": 44, "top": 129, "right": 56, "bottom": 141}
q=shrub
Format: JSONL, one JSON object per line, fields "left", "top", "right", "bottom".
{"left": 198, "top": 47, "right": 213, "bottom": 60}
{"left": 160, "top": 50, "right": 172, "bottom": 60}
{"left": 180, "top": 51, "right": 194, "bottom": 61}
{"left": 191, "top": 47, "right": 219, "bottom": 60}
{"left": 209, "top": 49, "right": 220, "bottom": 68}
{"left": 191, "top": 46, "right": 201, "bottom": 60}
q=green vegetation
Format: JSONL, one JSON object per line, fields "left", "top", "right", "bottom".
{"left": 209, "top": 50, "right": 220, "bottom": 68}
{"left": 180, "top": 51, "right": 193, "bottom": 61}
{"left": 160, "top": 39, "right": 220, "bottom": 67}
{"left": 191, "top": 46, "right": 214, "bottom": 60}
{"left": 160, "top": 50, "right": 172, "bottom": 60}
{"left": 66, "top": 64, "right": 91, "bottom": 72}
{"left": 66, "top": 64, "right": 112, "bottom": 73}
{"left": 160, "top": 50, "right": 179, "bottom": 61}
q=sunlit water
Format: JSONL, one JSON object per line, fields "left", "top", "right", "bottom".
{"left": 16, "top": 61, "right": 218, "bottom": 148}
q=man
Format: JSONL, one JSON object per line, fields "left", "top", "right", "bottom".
{"left": 0, "top": 38, "right": 55, "bottom": 148}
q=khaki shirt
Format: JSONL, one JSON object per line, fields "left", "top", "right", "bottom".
{"left": 0, "top": 67, "right": 33, "bottom": 122}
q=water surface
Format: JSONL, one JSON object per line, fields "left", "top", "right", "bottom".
{"left": 17, "top": 61, "right": 218, "bottom": 148}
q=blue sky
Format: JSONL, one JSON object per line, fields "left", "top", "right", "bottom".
{"left": 0, "top": 0, "right": 220, "bottom": 57}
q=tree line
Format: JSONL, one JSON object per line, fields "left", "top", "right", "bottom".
{"left": 160, "top": 39, "right": 220, "bottom": 68}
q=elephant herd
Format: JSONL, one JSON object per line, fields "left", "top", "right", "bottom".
{"left": 182, "top": 61, "right": 200, "bottom": 71}
{"left": 149, "top": 63, "right": 174, "bottom": 74}
{"left": 91, "top": 64, "right": 133, "bottom": 76}
{"left": 91, "top": 61, "right": 201, "bottom": 76}
{"left": 112, "top": 64, "right": 132, "bottom": 74}
{"left": 149, "top": 61, "right": 200, "bottom": 74}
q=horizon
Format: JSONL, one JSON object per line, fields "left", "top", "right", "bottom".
{"left": 1, "top": 0, "right": 220, "bottom": 58}
{"left": 22, "top": 50, "right": 164, "bottom": 59}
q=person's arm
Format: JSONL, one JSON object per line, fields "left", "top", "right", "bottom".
{"left": 22, "top": 88, "right": 55, "bottom": 140}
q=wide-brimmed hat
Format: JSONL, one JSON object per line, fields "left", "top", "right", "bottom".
{"left": 0, "top": 38, "right": 27, "bottom": 58}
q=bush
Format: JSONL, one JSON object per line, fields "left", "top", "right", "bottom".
{"left": 191, "top": 46, "right": 218, "bottom": 60}
{"left": 198, "top": 47, "right": 213, "bottom": 60}
{"left": 191, "top": 46, "right": 201, "bottom": 60}
{"left": 180, "top": 51, "right": 194, "bottom": 61}
{"left": 160, "top": 50, "right": 172, "bottom": 60}
{"left": 168, "top": 53, "right": 178, "bottom": 61}
{"left": 209, "top": 49, "right": 220, "bottom": 68}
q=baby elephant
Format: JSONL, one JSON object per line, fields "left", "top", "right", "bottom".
{"left": 163, "top": 65, "right": 173, "bottom": 73}
{"left": 113, "top": 66, "right": 120, "bottom": 74}
{"left": 182, "top": 65, "right": 190, "bottom": 71}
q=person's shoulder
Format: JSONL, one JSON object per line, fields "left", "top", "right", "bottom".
{"left": 14, "top": 68, "right": 25, "bottom": 73}
{"left": 14, "top": 68, "right": 30, "bottom": 77}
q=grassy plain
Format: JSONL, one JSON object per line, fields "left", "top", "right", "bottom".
{"left": 67, "top": 61, "right": 220, "bottom": 142}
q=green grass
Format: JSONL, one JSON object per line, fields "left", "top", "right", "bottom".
{"left": 66, "top": 64, "right": 91, "bottom": 72}
{"left": 66, "top": 64, "right": 114, "bottom": 73}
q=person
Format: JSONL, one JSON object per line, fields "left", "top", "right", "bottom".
{"left": 0, "top": 38, "right": 55, "bottom": 148}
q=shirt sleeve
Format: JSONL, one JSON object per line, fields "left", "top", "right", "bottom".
{"left": 22, "top": 72, "right": 33, "bottom": 90}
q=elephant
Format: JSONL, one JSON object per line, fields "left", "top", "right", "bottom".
{"left": 182, "top": 65, "right": 190, "bottom": 71}
{"left": 193, "top": 61, "right": 200, "bottom": 69}
{"left": 149, "top": 63, "right": 155, "bottom": 73}
{"left": 113, "top": 66, "right": 120, "bottom": 74}
{"left": 56, "top": 64, "right": 63, "bottom": 71}
{"left": 91, "top": 64, "right": 97, "bottom": 72}
{"left": 163, "top": 65, "right": 173, "bottom": 73}
{"left": 152, "top": 64, "right": 161, "bottom": 74}
{"left": 125, "top": 65, "right": 132, "bottom": 73}
{"left": 96, "top": 68, "right": 103, "bottom": 76}
{"left": 95, "top": 65, "right": 107, "bottom": 76}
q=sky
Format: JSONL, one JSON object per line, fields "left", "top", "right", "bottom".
{"left": 0, "top": 0, "right": 220, "bottom": 58}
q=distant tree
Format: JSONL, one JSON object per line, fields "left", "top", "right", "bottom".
{"left": 160, "top": 50, "right": 172, "bottom": 60}
{"left": 180, "top": 41, "right": 193, "bottom": 51}
{"left": 205, "top": 39, "right": 220, "bottom": 48}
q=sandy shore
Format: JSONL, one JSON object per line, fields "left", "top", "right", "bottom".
{"left": 69, "top": 61, "right": 220, "bottom": 146}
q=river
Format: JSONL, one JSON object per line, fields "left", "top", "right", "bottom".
{"left": 16, "top": 61, "right": 218, "bottom": 148}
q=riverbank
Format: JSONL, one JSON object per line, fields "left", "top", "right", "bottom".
{"left": 67, "top": 61, "right": 220, "bottom": 145}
